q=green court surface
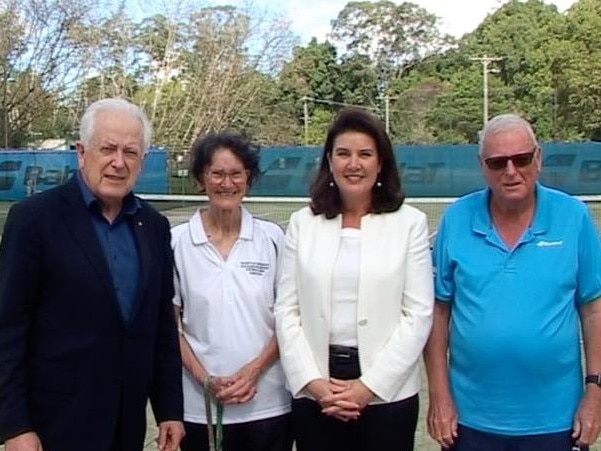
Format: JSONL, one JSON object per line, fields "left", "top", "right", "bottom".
{"left": 0, "top": 198, "right": 599, "bottom": 235}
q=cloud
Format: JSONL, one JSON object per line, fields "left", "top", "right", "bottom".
{"left": 286, "top": 1, "right": 342, "bottom": 42}
{"left": 277, "top": 0, "right": 577, "bottom": 44}
{"left": 194, "top": 0, "right": 578, "bottom": 45}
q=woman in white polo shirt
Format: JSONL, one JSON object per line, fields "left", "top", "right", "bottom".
{"left": 172, "top": 133, "right": 291, "bottom": 451}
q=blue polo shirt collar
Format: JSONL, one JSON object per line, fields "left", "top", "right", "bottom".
{"left": 76, "top": 171, "right": 140, "bottom": 218}
{"left": 471, "top": 182, "right": 547, "bottom": 247}
{"left": 529, "top": 183, "right": 550, "bottom": 236}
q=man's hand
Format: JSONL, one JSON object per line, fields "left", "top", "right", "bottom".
{"left": 427, "top": 390, "right": 458, "bottom": 449}
{"left": 572, "top": 387, "right": 601, "bottom": 447}
{"left": 156, "top": 420, "right": 185, "bottom": 451}
{"left": 5, "top": 431, "right": 43, "bottom": 451}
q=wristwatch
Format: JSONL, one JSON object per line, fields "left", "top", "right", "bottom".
{"left": 585, "top": 374, "right": 601, "bottom": 386}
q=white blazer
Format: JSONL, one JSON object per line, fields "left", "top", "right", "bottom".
{"left": 274, "top": 204, "right": 434, "bottom": 403}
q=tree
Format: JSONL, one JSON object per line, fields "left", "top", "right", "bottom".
{"left": 338, "top": 53, "right": 379, "bottom": 109}
{"left": 403, "top": 0, "right": 570, "bottom": 143}
{"left": 551, "top": 0, "right": 601, "bottom": 141}
{"left": 129, "top": 5, "right": 296, "bottom": 150}
{"left": 389, "top": 77, "right": 445, "bottom": 144}
{"left": 0, "top": 0, "right": 97, "bottom": 148}
{"left": 459, "top": 0, "right": 567, "bottom": 140}
{"left": 329, "top": 1, "right": 452, "bottom": 94}
{"left": 276, "top": 39, "right": 342, "bottom": 143}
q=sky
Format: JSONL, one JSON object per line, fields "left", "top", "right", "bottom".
{"left": 198, "top": 0, "right": 578, "bottom": 44}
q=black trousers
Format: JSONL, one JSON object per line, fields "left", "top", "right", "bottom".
{"left": 109, "top": 419, "right": 122, "bottom": 451}
{"left": 179, "top": 413, "right": 292, "bottom": 451}
{"left": 292, "top": 395, "right": 418, "bottom": 451}
{"left": 292, "top": 345, "right": 419, "bottom": 451}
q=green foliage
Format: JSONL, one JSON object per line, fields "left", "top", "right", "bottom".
{"left": 3, "top": 0, "right": 601, "bottom": 149}
{"left": 330, "top": 1, "right": 451, "bottom": 72}
{"left": 389, "top": 77, "right": 446, "bottom": 144}
{"left": 551, "top": 0, "right": 601, "bottom": 140}
{"left": 305, "top": 108, "right": 335, "bottom": 145}
{"left": 411, "top": 0, "right": 585, "bottom": 143}
{"left": 338, "top": 54, "right": 380, "bottom": 108}
{"left": 279, "top": 39, "right": 341, "bottom": 109}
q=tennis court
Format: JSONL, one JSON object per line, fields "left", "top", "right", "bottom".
{"left": 153, "top": 196, "right": 601, "bottom": 238}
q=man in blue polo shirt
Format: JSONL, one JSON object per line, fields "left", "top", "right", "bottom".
{"left": 424, "top": 113, "right": 601, "bottom": 451}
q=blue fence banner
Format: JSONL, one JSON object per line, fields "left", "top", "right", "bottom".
{"left": 0, "top": 142, "right": 599, "bottom": 201}
{"left": 250, "top": 142, "right": 601, "bottom": 197}
{"left": 0, "top": 149, "right": 168, "bottom": 201}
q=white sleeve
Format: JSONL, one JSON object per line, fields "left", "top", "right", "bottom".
{"left": 274, "top": 210, "right": 323, "bottom": 397}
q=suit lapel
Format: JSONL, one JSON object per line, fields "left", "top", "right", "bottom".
{"left": 59, "top": 178, "right": 119, "bottom": 309}
{"left": 129, "top": 207, "right": 151, "bottom": 323}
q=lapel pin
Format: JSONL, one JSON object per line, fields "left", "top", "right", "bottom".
{"left": 137, "top": 221, "right": 143, "bottom": 227}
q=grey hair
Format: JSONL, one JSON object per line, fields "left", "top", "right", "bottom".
{"left": 79, "top": 98, "right": 153, "bottom": 153}
{"left": 478, "top": 113, "right": 538, "bottom": 155}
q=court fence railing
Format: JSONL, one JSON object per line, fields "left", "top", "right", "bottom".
{"left": 139, "top": 194, "right": 601, "bottom": 239}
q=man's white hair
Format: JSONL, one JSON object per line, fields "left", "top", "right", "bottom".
{"left": 79, "top": 98, "right": 152, "bottom": 153}
{"left": 479, "top": 113, "right": 538, "bottom": 155}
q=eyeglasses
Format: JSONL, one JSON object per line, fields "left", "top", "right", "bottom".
{"left": 483, "top": 149, "right": 538, "bottom": 171}
{"left": 205, "top": 170, "right": 247, "bottom": 184}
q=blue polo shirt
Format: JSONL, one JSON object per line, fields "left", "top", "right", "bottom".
{"left": 77, "top": 172, "right": 141, "bottom": 323}
{"left": 434, "top": 183, "right": 601, "bottom": 435}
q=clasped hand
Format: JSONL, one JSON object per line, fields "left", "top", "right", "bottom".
{"left": 205, "top": 362, "right": 261, "bottom": 405}
{"left": 309, "top": 378, "right": 375, "bottom": 422}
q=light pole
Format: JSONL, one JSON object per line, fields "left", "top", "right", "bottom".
{"left": 302, "top": 96, "right": 309, "bottom": 146}
{"left": 377, "top": 94, "right": 395, "bottom": 135}
{"left": 384, "top": 95, "right": 390, "bottom": 135}
{"left": 2, "top": 69, "right": 7, "bottom": 149}
{"left": 470, "top": 55, "right": 503, "bottom": 126}
{"left": 3, "top": 101, "right": 7, "bottom": 149}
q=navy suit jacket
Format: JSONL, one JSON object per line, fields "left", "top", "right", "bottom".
{"left": 0, "top": 177, "right": 183, "bottom": 450}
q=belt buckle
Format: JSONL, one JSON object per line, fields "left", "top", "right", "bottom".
{"left": 330, "top": 345, "right": 354, "bottom": 359}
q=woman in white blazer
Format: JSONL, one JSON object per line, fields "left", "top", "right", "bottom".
{"left": 275, "top": 108, "right": 434, "bottom": 451}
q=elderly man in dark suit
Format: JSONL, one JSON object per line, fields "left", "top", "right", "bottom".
{"left": 0, "top": 98, "right": 184, "bottom": 451}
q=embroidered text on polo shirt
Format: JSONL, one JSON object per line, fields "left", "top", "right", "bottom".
{"left": 536, "top": 240, "right": 563, "bottom": 247}
{"left": 240, "top": 261, "right": 270, "bottom": 276}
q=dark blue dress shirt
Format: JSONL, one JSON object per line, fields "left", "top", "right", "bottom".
{"left": 76, "top": 172, "right": 141, "bottom": 323}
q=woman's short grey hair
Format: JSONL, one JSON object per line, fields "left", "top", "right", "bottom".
{"left": 79, "top": 98, "right": 153, "bottom": 153}
{"left": 479, "top": 113, "right": 538, "bottom": 155}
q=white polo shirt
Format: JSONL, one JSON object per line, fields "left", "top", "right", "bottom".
{"left": 172, "top": 207, "right": 290, "bottom": 424}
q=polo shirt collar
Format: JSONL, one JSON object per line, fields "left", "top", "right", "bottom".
{"left": 471, "top": 182, "right": 548, "bottom": 239}
{"left": 239, "top": 207, "right": 254, "bottom": 241}
{"left": 76, "top": 171, "right": 140, "bottom": 217}
{"left": 189, "top": 210, "right": 206, "bottom": 245}
{"left": 190, "top": 206, "right": 253, "bottom": 245}
{"left": 471, "top": 188, "right": 493, "bottom": 237}
{"left": 529, "top": 183, "right": 549, "bottom": 236}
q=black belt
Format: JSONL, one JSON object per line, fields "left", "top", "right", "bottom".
{"left": 329, "top": 345, "right": 359, "bottom": 359}
{"left": 329, "top": 345, "right": 360, "bottom": 379}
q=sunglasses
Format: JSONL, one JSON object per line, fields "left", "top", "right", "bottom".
{"left": 483, "top": 149, "right": 538, "bottom": 171}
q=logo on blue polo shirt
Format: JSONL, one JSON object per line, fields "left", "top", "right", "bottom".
{"left": 536, "top": 240, "right": 563, "bottom": 247}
